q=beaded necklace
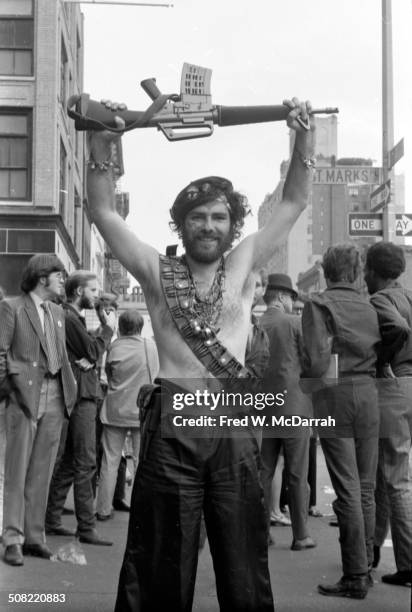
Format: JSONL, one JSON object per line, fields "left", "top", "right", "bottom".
{"left": 181, "top": 255, "right": 225, "bottom": 338}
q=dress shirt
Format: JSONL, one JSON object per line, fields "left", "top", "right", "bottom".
{"left": 29, "top": 291, "right": 45, "bottom": 331}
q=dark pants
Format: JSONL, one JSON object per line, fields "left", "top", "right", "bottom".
{"left": 308, "top": 435, "right": 317, "bottom": 507}
{"left": 115, "top": 389, "right": 274, "bottom": 612}
{"left": 261, "top": 433, "right": 310, "bottom": 541}
{"left": 375, "top": 377, "right": 412, "bottom": 572}
{"left": 46, "top": 398, "right": 97, "bottom": 535}
{"left": 314, "top": 379, "right": 379, "bottom": 576}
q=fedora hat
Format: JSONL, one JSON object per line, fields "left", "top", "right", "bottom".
{"left": 266, "top": 273, "right": 297, "bottom": 300}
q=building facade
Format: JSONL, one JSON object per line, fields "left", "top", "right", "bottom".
{"left": 0, "top": 0, "right": 89, "bottom": 295}
{"left": 258, "top": 116, "right": 405, "bottom": 287}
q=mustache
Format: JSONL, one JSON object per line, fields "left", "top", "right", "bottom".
{"left": 195, "top": 232, "right": 220, "bottom": 239}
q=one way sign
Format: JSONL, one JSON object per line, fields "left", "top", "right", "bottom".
{"left": 395, "top": 214, "right": 412, "bottom": 237}
{"left": 349, "top": 213, "right": 412, "bottom": 237}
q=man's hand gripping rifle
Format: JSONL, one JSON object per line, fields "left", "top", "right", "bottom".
{"left": 67, "top": 63, "right": 338, "bottom": 141}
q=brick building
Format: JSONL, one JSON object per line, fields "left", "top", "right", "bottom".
{"left": 0, "top": 0, "right": 88, "bottom": 295}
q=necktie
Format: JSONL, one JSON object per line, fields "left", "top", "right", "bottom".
{"left": 40, "top": 302, "right": 61, "bottom": 375}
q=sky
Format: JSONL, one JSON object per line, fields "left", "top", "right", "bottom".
{"left": 81, "top": 0, "right": 411, "bottom": 253}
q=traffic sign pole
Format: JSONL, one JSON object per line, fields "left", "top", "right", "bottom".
{"left": 382, "top": 0, "right": 395, "bottom": 242}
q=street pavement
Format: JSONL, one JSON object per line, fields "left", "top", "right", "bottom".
{"left": 0, "top": 446, "right": 410, "bottom": 612}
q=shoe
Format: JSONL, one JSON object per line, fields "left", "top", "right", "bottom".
{"left": 22, "top": 543, "right": 52, "bottom": 559}
{"left": 381, "top": 571, "right": 412, "bottom": 586}
{"left": 270, "top": 512, "right": 291, "bottom": 526}
{"left": 372, "top": 545, "right": 381, "bottom": 569}
{"left": 4, "top": 544, "right": 24, "bottom": 566}
{"left": 96, "top": 511, "right": 114, "bottom": 521}
{"left": 45, "top": 525, "right": 76, "bottom": 536}
{"left": 318, "top": 575, "right": 369, "bottom": 599}
{"left": 77, "top": 532, "right": 113, "bottom": 546}
{"left": 291, "top": 536, "right": 317, "bottom": 551}
{"left": 113, "top": 499, "right": 130, "bottom": 512}
{"left": 309, "top": 506, "right": 323, "bottom": 517}
{"left": 62, "top": 507, "right": 74, "bottom": 515}
{"left": 329, "top": 518, "right": 339, "bottom": 527}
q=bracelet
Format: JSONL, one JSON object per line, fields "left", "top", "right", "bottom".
{"left": 296, "top": 150, "right": 316, "bottom": 170}
{"left": 87, "top": 157, "right": 119, "bottom": 172}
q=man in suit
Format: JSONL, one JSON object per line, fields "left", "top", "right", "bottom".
{"left": 46, "top": 270, "right": 115, "bottom": 545}
{"left": 260, "top": 273, "right": 315, "bottom": 551}
{"left": 0, "top": 254, "right": 77, "bottom": 566}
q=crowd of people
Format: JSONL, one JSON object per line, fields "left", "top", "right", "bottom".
{"left": 0, "top": 95, "right": 411, "bottom": 611}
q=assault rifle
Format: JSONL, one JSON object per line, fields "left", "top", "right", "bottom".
{"left": 67, "top": 63, "right": 338, "bottom": 142}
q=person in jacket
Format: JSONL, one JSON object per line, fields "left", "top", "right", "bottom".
{"left": 260, "top": 273, "right": 315, "bottom": 551}
{"left": 45, "top": 270, "right": 116, "bottom": 545}
{"left": 0, "top": 255, "right": 77, "bottom": 566}
{"left": 364, "top": 241, "right": 412, "bottom": 587}
{"left": 96, "top": 309, "right": 159, "bottom": 520}
{"left": 301, "top": 244, "right": 381, "bottom": 599}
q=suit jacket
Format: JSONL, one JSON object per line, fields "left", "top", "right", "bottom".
{"left": 0, "top": 294, "right": 77, "bottom": 418}
{"left": 260, "top": 306, "right": 311, "bottom": 417}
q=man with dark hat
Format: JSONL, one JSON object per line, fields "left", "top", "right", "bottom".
{"left": 0, "top": 254, "right": 77, "bottom": 566}
{"left": 86, "top": 96, "right": 315, "bottom": 611}
{"left": 260, "top": 273, "right": 315, "bottom": 551}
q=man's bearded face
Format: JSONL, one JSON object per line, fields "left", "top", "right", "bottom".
{"left": 182, "top": 200, "right": 234, "bottom": 263}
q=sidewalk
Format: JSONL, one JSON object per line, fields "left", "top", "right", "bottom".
{"left": 0, "top": 447, "right": 410, "bottom": 612}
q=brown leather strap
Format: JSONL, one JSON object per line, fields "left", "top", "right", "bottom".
{"left": 159, "top": 254, "right": 252, "bottom": 380}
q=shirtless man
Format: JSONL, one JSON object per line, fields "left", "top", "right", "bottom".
{"left": 87, "top": 97, "right": 315, "bottom": 612}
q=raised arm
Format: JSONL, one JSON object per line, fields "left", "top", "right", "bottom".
{"left": 86, "top": 113, "right": 158, "bottom": 285}
{"left": 229, "top": 98, "right": 315, "bottom": 274}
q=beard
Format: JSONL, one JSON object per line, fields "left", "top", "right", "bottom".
{"left": 182, "top": 228, "right": 234, "bottom": 263}
{"left": 79, "top": 294, "right": 94, "bottom": 310}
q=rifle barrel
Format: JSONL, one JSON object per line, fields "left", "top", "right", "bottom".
{"left": 216, "top": 105, "right": 338, "bottom": 127}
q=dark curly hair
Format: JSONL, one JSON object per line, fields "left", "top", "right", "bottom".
{"left": 169, "top": 176, "right": 251, "bottom": 241}
{"left": 366, "top": 241, "right": 405, "bottom": 279}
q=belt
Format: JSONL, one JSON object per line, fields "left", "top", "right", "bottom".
{"left": 44, "top": 371, "right": 61, "bottom": 379}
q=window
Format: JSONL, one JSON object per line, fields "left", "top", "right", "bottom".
{"left": 0, "top": 109, "right": 32, "bottom": 200}
{"left": 74, "top": 189, "right": 82, "bottom": 253}
{"left": 82, "top": 210, "right": 91, "bottom": 268}
{"left": 8, "top": 229, "right": 55, "bottom": 253}
{"left": 60, "top": 38, "right": 68, "bottom": 103}
{"left": 0, "top": 1, "right": 33, "bottom": 76}
{"left": 59, "top": 139, "right": 67, "bottom": 220}
{"left": 76, "top": 28, "right": 82, "bottom": 81}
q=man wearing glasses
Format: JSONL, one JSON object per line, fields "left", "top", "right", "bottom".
{"left": 0, "top": 255, "right": 77, "bottom": 566}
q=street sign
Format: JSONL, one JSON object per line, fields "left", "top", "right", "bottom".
{"left": 395, "top": 214, "right": 412, "bottom": 237}
{"left": 349, "top": 213, "right": 383, "bottom": 236}
{"left": 389, "top": 138, "right": 404, "bottom": 170}
{"left": 370, "top": 180, "right": 391, "bottom": 212}
{"left": 349, "top": 212, "right": 412, "bottom": 237}
{"left": 313, "top": 166, "right": 382, "bottom": 185}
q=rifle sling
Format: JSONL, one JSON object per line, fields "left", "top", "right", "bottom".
{"left": 159, "top": 254, "right": 252, "bottom": 380}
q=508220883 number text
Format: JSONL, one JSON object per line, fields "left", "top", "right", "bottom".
{"left": 8, "top": 593, "right": 66, "bottom": 604}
